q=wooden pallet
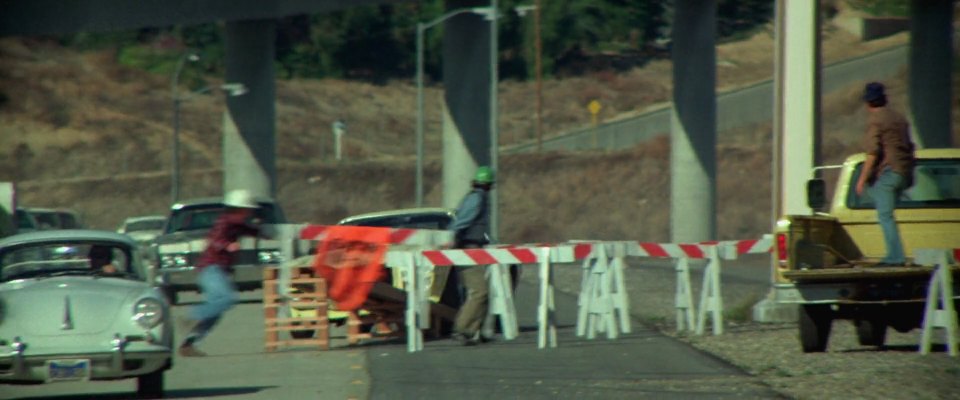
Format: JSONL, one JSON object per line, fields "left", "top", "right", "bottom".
{"left": 263, "top": 265, "right": 330, "bottom": 351}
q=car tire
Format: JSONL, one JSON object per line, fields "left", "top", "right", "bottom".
{"left": 799, "top": 304, "right": 833, "bottom": 353}
{"left": 136, "top": 370, "right": 164, "bottom": 399}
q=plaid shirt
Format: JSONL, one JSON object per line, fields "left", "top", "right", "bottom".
{"left": 197, "top": 211, "right": 260, "bottom": 271}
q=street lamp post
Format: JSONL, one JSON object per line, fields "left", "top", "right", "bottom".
{"left": 415, "top": 7, "right": 494, "bottom": 208}
{"left": 488, "top": 0, "right": 500, "bottom": 242}
{"left": 171, "top": 53, "right": 247, "bottom": 204}
{"left": 171, "top": 52, "right": 199, "bottom": 206}
{"left": 415, "top": 4, "right": 533, "bottom": 212}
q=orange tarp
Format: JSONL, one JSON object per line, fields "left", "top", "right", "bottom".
{"left": 312, "top": 226, "right": 390, "bottom": 311}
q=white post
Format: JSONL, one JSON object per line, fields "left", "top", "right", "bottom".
{"left": 538, "top": 247, "right": 557, "bottom": 348}
{"left": 403, "top": 252, "right": 422, "bottom": 352}
{"left": 487, "top": 263, "right": 519, "bottom": 340}
{"left": 417, "top": 257, "right": 432, "bottom": 331}
{"left": 779, "top": 0, "right": 821, "bottom": 216}
{"left": 695, "top": 246, "right": 724, "bottom": 335}
{"left": 575, "top": 248, "right": 594, "bottom": 337}
{"left": 611, "top": 246, "right": 632, "bottom": 334}
{"left": 333, "top": 120, "right": 346, "bottom": 161}
{"left": 918, "top": 249, "right": 958, "bottom": 356}
{"left": 675, "top": 257, "right": 696, "bottom": 333}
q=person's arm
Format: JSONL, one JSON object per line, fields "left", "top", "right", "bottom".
{"left": 856, "top": 154, "right": 877, "bottom": 196}
{"left": 447, "top": 192, "right": 481, "bottom": 233}
{"left": 857, "top": 121, "right": 881, "bottom": 196}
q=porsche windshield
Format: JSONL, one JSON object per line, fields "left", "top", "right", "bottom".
{"left": 0, "top": 242, "right": 133, "bottom": 281}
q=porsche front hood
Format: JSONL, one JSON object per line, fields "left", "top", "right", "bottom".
{"left": 1, "top": 277, "right": 141, "bottom": 336}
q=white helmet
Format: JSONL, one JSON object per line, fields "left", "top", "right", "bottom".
{"left": 224, "top": 189, "right": 258, "bottom": 209}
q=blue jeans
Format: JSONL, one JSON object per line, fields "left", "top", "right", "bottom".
{"left": 867, "top": 169, "right": 907, "bottom": 264}
{"left": 185, "top": 266, "right": 237, "bottom": 345}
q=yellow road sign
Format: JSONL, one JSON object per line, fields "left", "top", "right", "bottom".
{"left": 588, "top": 99, "right": 601, "bottom": 115}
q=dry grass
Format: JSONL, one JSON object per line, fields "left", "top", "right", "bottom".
{"left": 0, "top": 16, "right": 956, "bottom": 243}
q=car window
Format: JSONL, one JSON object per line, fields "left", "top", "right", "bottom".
{"left": 58, "top": 212, "right": 81, "bottom": 229}
{"left": 847, "top": 159, "right": 960, "bottom": 209}
{"left": 0, "top": 242, "right": 135, "bottom": 282}
{"left": 15, "top": 209, "right": 36, "bottom": 230}
{"left": 126, "top": 219, "right": 165, "bottom": 232}
{"left": 166, "top": 203, "right": 283, "bottom": 233}
{"left": 32, "top": 212, "right": 59, "bottom": 229}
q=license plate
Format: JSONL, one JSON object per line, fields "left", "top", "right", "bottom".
{"left": 46, "top": 359, "right": 91, "bottom": 382}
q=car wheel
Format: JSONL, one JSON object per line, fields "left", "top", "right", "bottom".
{"left": 799, "top": 304, "right": 833, "bottom": 353}
{"left": 136, "top": 370, "right": 164, "bottom": 399}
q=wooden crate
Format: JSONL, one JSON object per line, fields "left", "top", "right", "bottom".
{"left": 263, "top": 265, "right": 330, "bottom": 351}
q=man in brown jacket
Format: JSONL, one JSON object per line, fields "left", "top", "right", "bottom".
{"left": 854, "top": 82, "right": 915, "bottom": 266}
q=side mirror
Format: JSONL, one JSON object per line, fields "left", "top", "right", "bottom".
{"left": 806, "top": 179, "right": 827, "bottom": 210}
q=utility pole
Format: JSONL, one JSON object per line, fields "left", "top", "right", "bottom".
{"left": 534, "top": 0, "right": 543, "bottom": 151}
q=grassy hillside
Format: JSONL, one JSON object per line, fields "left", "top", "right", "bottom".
{"left": 1, "top": 23, "right": 954, "bottom": 244}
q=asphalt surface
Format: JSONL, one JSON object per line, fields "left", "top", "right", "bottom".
{"left": 5, "top": 260, "right": 783, "bottom": 400}
{"left": 367, "top": 262, "right": 781, "bottom": 399}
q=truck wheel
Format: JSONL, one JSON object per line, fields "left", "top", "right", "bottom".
{"left": 799, "top": 304, "right": 832, "bottom": 353}
{"left": 855, "top": 318, "right": 888, "bottom": 347}
{"left": 136, "top": 370, "right": 164, "bottom": 399}
{"left": 290, "top": 328, "right": 315, "bottom": 339}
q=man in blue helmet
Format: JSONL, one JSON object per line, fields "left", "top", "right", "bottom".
{"left": 448, "top": 166, "right": 494, "bottom": 346}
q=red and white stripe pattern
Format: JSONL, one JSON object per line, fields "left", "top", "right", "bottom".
{"left": 421, "top": 243, "right": 594, "bottom": 266}
{"left": 729, "top": 236, "right": 773, "bottom": 256}
{"left": 625, "top": 236, "right": 774, "bottom": 260}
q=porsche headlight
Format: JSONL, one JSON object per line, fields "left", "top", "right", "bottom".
{"left": 160, "top": 253, "right": 190, "bottom": 269}
{"left": 258, "top": 250, "right": 283, "bottom": 264}
{"left": 133, "top": 298, "right": 165, "bottom": 329}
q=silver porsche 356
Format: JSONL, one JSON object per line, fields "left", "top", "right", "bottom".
{"left": 0, "top": 229, "right": 173, "bottom": 398}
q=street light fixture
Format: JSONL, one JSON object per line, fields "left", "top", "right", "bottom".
{"left": 415, "top": 4, "right": 534, "bottom": 210}
{"left": 170, "top": 52, "right": 247, "bottom": 204}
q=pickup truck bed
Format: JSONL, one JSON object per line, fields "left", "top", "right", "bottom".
{"left": 784, "top": 263, "right": 960, "bottom": 282}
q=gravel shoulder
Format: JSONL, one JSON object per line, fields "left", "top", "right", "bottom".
{"left": 522, "top": 256, "right": 960, "bottom": 400}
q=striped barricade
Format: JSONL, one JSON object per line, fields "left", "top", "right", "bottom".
{"left": 416, "top": 243, "right": 593, "bottom": 351}
{"left": 573, "top": 241, "right": 631, "bottom": 342}
{"left": 915, "top": 248, "right": 960, "bottom": 356}
{"left": 619, "top": 235, "right": 773, "bottom": 335}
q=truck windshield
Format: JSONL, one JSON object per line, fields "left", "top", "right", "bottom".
{"left": 847, "top": 158, "right": 960, "bottom": 209}
{"left": 166, "top": 203, "right": 284, "bottom": 233}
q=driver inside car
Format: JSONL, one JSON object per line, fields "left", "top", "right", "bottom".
{"left": 89, "top": 245, "right": 119, "bottom": 274}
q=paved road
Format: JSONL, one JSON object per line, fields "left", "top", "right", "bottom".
{"left": 5, "top": 260, "right": 781, "bottom": 400}
{"left": 4, "top": 291, "right": 369, "bottom": 400}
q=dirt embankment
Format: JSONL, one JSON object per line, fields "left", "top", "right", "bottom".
{"left": 2, "top": 20, "right": 954, "bottom": 243}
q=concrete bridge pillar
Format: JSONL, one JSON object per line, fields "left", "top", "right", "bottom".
{"left": 441, "top": 1, "right": 493, "bottom": 216}
{"left": 909, "top": 0, "right": 953, "bottom": 148}
{"left": 223, "top": 18, "right": 277, "bottom": 198}
{"left": 670, "top": 0, "right": 717, "bottom": 243}
{"left": 755, "top": 0, "right": 821, "bottom": 324}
